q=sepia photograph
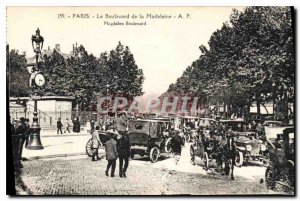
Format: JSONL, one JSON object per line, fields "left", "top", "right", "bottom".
{"left": 6, "top": 6, "right": 295, "bottom": 196}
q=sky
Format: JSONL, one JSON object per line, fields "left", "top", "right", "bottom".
{"left": 7, "top": 7, "right": 244, "bottom": 97}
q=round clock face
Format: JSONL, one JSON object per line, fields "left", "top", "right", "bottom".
{"left": 34, "top": 73, "right": 45, "bottom": 87}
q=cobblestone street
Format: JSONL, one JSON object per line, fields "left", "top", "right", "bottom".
{"left": 18, "top": 155, "right": 272, "bottom": 195}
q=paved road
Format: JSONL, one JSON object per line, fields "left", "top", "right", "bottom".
{"left": 17, "top": 142, "right": 278, "bottom": 195}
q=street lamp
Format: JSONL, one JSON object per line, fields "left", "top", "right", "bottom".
{"left": 26, "top": 28, "right": 45, "bottom": 150}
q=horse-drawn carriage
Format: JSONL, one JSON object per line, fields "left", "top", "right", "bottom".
{"left": 265, "top": 127, "right": 294, "bottom": 193}
{"left": 128, "top": 119, "right": 172, "bottom": 162}
{"left": 190, "top": 128, "right": 237, "bottom": 180}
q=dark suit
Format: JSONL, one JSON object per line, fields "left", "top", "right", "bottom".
{"left": 117, "top": 134, "right": 131, "bottom": 176}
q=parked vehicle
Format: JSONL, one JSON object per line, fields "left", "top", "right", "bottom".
{"left": 220, "top": 119, "right": 266, "bottom": 167}
{"left": 265, "top": 127, "right": 294, "bottom": 193}
{"left": 128, "top": 119, "right": 172, "bottom": 162}
{"left": 151, "top": 117, "right": 186, "bottom": 146}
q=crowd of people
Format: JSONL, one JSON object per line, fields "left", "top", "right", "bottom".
{"left": 10, "top": 117, "right": 31, "bottom": 168}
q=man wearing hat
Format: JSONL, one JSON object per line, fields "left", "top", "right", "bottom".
{"left": 105, "top": 131, "right": 118, "bottom": 177}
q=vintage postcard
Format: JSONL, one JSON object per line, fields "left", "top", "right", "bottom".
{"left": 7, "top": 6, "right": 295, "bottom": 195}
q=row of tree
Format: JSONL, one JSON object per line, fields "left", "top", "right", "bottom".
{"left": 163, "top": 7, "right": 294, "bottom": 119}
{"left": 8, "top": 42, "right": 145, "bottom": 111}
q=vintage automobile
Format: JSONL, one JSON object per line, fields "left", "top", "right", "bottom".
{"left": 85, "top": 130, "right": 120, "bottom": 157}
{"left": 151, "top": 117, "right": 186, "bottom": 146}
{"left": 128, "top": 119, "right": 172, "bottom": 163}
{"left": 220, "top": 119, "right": 267, "bottom": 167}
{"left": 265, "top": 127, "right": 294, "bottom": 192}
{"left": 181, "top": 116, "right": 200, "bottom": 142}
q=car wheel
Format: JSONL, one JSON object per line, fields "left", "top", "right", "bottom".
{"left": 165, "top": 138, "right": 172, "bottom": 153}
{"left": 150, "top": 147, "right": 160, "bottom": 163}
{"left": 235, "top": 151, "right": 243, "bottom": 167}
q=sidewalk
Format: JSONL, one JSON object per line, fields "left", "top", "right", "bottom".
{"left": 23, "top": 131, "right": 91, "bottom": 160}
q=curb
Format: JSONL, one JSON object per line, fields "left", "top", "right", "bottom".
{"left": 25, "top": 152, "right": 87, "bottom": 160}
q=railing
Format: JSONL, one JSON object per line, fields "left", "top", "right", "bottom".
{"left": 26, "top": 104, "right": 53, "bottom": 126}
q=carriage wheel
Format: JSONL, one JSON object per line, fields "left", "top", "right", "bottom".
{"left": 165, "top": 138, "right": 172, "bottom": 153}
{"left": 150, "top": 147, "right": 160, "bottom": 163}
{"left": 235, "top": 151, "right": 244, "bottom": 167}
{"left": 265, "top": 167, "right": 274, "bottom": 190}
{"left": 85, "top": 139, "right": 102, "bottom": 157}
{"left": 203, "top": 152, "right": 209, "bottom": 170}
{"left": 190, "top": 146, "right": 195, "bottom": 165}
{"left": 85, "top": 139, "right": 93, "bottom": 157}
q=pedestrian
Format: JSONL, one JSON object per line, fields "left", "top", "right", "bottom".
{"left": 170, "top": 130, "right": 184, "bottom": 169}
{"left": 72, "top": 118, "right": 76, "bottom": 132}
{"left": 86, "top": 119, "right": 91, "bottom": 133}
{"left": 64, "top": 118, "right": 71, "bottom": 134}
{"left": 15, "top": 117, "right": 30, "bottom": 168}
{"left": 117, "top": 132, "right": 131, "bottom": 177}
{"left": 24, "top": 118, "right": 30, "bottom": 147}
{"left": 105, "top": 132, "right": 118, "bottom": 177}
{"left": 91, "top": 126, "right": 101, "bottom": 161}
{"left": 115, "top": 113, "right": 127, "bottom": 135}
{"left": 74, "top": 117, "right": 81, "bottom": 133}
{"left": 91, "top": 119, "right": 95, "bottom": 132}
{"left": 57, "top": 118, "right": 63, "bottom": 134}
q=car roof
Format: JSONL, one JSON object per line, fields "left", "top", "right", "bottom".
{"left": 220, "top": 118, "right": 246, "bottom": 123}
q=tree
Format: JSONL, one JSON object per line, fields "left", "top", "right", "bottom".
{"left": 7, "top": 48, "right": 30, "bottom": 97}
{"left": 164, "top": 6, "right": 294, "bottom": 119}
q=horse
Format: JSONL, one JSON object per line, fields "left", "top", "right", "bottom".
{"left": 216, "top": 133, "right": 236, "bottom": 180}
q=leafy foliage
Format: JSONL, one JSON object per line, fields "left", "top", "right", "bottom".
{"left": 164, "top": 7, "right": 294, "bottom": 118}
{"left": 8, "top": 42, "right": 145, "bottom": 111}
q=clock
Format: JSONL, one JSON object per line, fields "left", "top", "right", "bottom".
{"left": 34, "top": 73, "right": 45, "bottom": 87}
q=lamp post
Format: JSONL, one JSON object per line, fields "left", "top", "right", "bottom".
{"left": 26, "top": 28, "right": 45, "bottom": 150}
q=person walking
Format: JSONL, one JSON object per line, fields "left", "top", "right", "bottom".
{"left": 64, "top": 118, "right": 71, "bottom": 134}
{"left": 57, "top": 118, "right": 63, "bottom": 134}
{"left": 105, "top": 132, "right": 118, "bottom": 177}
{"left": 91, "top": 126, "right": 101, "bottom": 161}
{"left": 117, "top": 132, "right": 131, "bottom": 177}
{"left": 171, "top": 130, "right": 184, "bottom": 168}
